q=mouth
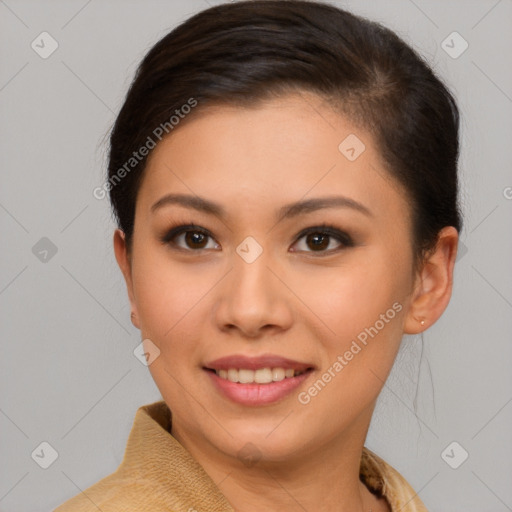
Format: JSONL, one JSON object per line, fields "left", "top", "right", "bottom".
{"left": 203, "top": 354, "right": 315, "bottom": 405}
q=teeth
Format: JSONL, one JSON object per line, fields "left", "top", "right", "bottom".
{"left": 272, "top": 368, "right": 285, "bottom": 381}
{"left": 227, "top": 369, "right": 238, "bottom": 383}
{"left": 238, "top": 369, "right": 254, "bottom": 384}
{"left": 214, "top": 367, "right": 306, "bottom": 384}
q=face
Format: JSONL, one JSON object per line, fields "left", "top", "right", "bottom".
{"left": 116, "top": 92, "right": 423, "bottom": 465}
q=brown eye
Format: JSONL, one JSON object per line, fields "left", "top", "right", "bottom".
{"left": 305, "top": 232, "right": 331, "bottom": 251}
{"left": 160, "top": 225, "right": 219, "bottom": 251}
{"left": 291, "top": 225, "right": 354, "bottom": 255}
{"left": 160, "top": 223, "right": 354, "bottom": 255}
{"left": 183, "top": 231, "right": 209, "bottom": 249}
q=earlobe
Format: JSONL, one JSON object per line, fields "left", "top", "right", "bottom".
{"left": 404, "top": 226, "right": 459, "bottom": 334}
{"left": 113, "top": 229, "right": 140, "bottom": 329}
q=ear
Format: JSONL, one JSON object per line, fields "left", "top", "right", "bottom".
{"left": 404, "top": 226, "right": 459, "bottom": 334}
{"left": 113, "top": 229, "right": 140, "bottom": 329}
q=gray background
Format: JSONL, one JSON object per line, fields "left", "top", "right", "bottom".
{"left": 1, "top": 0, "right": 511, "bottom": 511}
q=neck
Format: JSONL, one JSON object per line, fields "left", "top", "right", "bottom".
{"left": 171, "top": 408, "right": 387, "bottom": 512}
{"left": 213, "top": 446, "right": 369, "bottom": 512}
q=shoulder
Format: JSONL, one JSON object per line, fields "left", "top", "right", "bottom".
{"left": 361, "top": 447, "right": 429, "bottom": 512}
{"left": 53, "top": 402, "right": 168, "bottom": 511}
{"left": 52, "top": 399, "right": 231, "bottom": 512}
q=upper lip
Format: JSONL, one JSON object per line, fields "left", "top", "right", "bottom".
{"left": 204, "top": 354, "right": 315, "bottom": 372}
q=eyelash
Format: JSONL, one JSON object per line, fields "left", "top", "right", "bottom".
{"left": 159, "top": 221, "right": 355, "bottom": 256}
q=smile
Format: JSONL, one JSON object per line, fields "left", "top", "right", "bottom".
{"left": 203, "top": 354, "right": 315, "bottom": 406}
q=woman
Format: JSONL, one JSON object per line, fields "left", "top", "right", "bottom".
{"left": 55, "top": 1, "right": 461, "bottom": 510}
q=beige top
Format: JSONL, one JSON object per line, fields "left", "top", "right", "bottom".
{"left": 54, "top": 400, "right": 429, "bottom": 512}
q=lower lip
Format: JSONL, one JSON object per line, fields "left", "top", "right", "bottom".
{"left": 205, "top": 369, "right": 313, "bottom": 406}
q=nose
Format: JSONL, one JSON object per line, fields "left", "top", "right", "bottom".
{"left": 212, "top": 247, "right": 294, "bottom": 340}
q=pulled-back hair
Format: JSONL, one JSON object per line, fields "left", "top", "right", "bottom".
{"left": 107, "top": 0, "right": 462, "bottom": 270}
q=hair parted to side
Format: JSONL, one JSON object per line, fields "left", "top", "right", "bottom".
{"left": 107, "top": 0, "right": 462, "bottom": 271}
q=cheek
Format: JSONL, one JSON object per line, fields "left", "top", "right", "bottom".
{"left": 131, "top": 246, "right": 221, "bottom": 365}
{"left": 131, "top": 247, "right": 186, "bottom": 338}
{"left": 299, "top": 249, "right": 409, "bottom": 386}
{"left": 297, "top": 288, "right": 405, "bottom": 420}
{"left": 303, "top": 249, "right": 407, "bottom": 333}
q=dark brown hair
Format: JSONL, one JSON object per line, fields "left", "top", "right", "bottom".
{"left": 107, "top": 0, "right": 462, "bottom": 269}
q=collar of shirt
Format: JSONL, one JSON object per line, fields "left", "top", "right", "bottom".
{"left": 54, "top": 400, "right": 429, "bottom": 512}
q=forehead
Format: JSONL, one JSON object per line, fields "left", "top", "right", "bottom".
{"left": 138, "top": 93, "right": 409, "bottom": 224}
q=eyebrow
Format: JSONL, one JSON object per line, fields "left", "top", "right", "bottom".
{"left": 150, "top": 193, "right": 373, "bottom": 219}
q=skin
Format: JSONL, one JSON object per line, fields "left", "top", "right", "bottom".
{"left": 114, "top": 92, "right": 458, "bottom": 512}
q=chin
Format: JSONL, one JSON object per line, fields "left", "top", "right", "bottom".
{"left": 216, "top": 422, "right": 311, "bottom": 465}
